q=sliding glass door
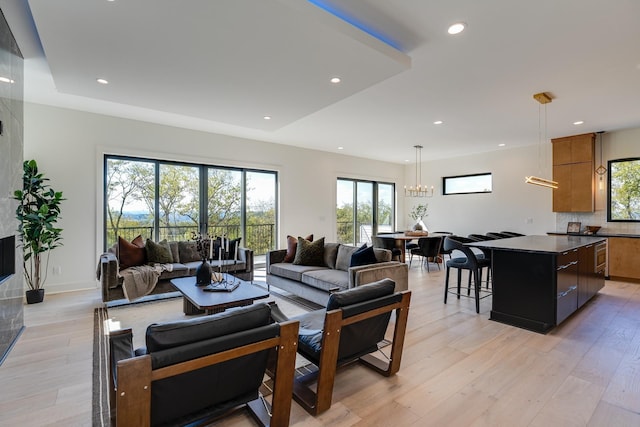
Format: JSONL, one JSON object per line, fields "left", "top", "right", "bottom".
{"left": 337, "top": 178, "right": 395, "bottom": 246}
{"left": 104, "top": 156, "right": 277, "bottom": 255}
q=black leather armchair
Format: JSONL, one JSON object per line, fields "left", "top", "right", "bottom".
{"left": 270, "top": 279, "right": 411, "bottom": 415}
{"left": 109, "top": 303, "right": 299, "bottom": 427}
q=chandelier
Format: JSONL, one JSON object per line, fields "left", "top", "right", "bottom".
{"left": 525, "top": 92, "right": 558, "bottom": 189}
{"left": 405, "top": 145, "right": 434, "bottom": 197}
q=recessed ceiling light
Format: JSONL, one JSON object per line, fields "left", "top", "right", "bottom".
{"left": 0, "top": 76, "right": 14, "bottom": 83}
{"left": 337, "top": 146, "right": 344, "bottom": 150}
{"left": 404, "top": 159, "right": 410, "bottom": 162}
{"left": 448, "top": 22, "right": 466, "bottom": 35}
{"left": 573, "top": 120, "right": 584, "bottom": 125}
{"left": 330, "top": 77, "right": 341, "bottom": 84}
{"left": 96, "top": 78, "right": 109, "bottom": 85}
{"left": 263, "top": 116, "right": 272, "bottom": 120}
{"left": 498, "top": 143, "right": 506, "bottom": 147}
{"left": 433, "top": 120, "right": 443, "bottom": 125}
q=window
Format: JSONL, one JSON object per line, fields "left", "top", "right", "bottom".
{"left": 608, "top": 158, "right": 640, "bottom": 222}
{"left": 104, "top": 156, "right": 277, "bottom": 255}
{"left": 442, "top": 173, "right": 492, "bottom": 195}
{"left": 336, "top": 178, "right": 395, "bottom": 245}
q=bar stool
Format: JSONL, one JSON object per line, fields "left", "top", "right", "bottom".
{"left": 443, "top": 236, "right": 492, "bottom": 313}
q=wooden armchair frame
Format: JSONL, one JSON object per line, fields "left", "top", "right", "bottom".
{"left": 293, "top": 290, "right": 411, "bottom": 415}
{"left": 110, "top": 320, "right": 299, "bottom": 427}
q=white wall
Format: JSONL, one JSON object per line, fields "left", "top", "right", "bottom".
{"left": 24, "top": 103, "right": 404, "bottom": 293}
{"left": 556, "top": 127, "right": 640, "bottom": 234}
{"left": 403, "top": 144, "right": 556, "bottom": 236}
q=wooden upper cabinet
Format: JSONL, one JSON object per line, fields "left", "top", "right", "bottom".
{"left": 551, "top": 133, "right": 595, "bottom": 212}
{"left": 552, "top": 133, "right": 595, "bottom": 165}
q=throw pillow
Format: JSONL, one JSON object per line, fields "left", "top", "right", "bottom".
{"left": 214, "top": 237, "right": 242, "bottom": 260}
{"left": 146, "top": 239, "right": 174, "bottom": 264}
{"left": 335, "top": 245, "right": 359, "bottom": 271}
{"left": 350, "top": 244, "right": 378, "bottom": 267}
{"left": 178, "top": 241, "right": 200, "bottom": 263}
{"left": 293, "top": 236, "right": 325, "bottom": 266}
{"left": 118, "top": 235, "right": 146, "bottom": 269}
{"left": 283, "top": 234, "right": 313, "bottom": 263}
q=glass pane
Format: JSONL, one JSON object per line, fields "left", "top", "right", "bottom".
{"left": 246, "top": 171, "right": 277, "bottom": 255}
{"left": 377, "top": 183, "right": 394, "bottom": 233}
{"left": 207, "top": 168, "right": 242, "bottom": 239}
{"left": 356, "top": 182, "right": 373, "bottom": 245}
{"left": 336, "top": 179, "right": 354, "bottom": 244}
{"left": 609, "top": 158, "right": 640, "bottom": 221}
{"left": 158, "top": 164, "right": 200, "bottom": 241}
{"left": 443, "top": 173, "right": 492, "bottom": 195}
{"left": 105, "top": 158, "right": 155, "bottom": 248}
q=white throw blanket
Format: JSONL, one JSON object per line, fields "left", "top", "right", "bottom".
{"left": 119, "top": 264, "right": 173, "bottom": 301}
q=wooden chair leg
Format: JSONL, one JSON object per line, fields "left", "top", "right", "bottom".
{"left": 268, "top": 321, "right": 298, "bottom": 427}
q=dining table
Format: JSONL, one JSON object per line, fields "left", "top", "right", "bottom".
{"left": 376, "top": 232, "right": 443, "bottom": 263}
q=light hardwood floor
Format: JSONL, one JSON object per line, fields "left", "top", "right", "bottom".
{"left": 0, "top": 267, "right": 639, "bottom": 426}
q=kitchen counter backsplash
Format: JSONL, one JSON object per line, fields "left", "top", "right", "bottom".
{"left": 556, "top": 211, "right": 640, "bottom": 236}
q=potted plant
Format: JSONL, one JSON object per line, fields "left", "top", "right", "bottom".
{"left": 409, "top": 204, "right": 428, "bottom": 231}
{"left": 14, "top": 160, "right": 64, "bottom": 303}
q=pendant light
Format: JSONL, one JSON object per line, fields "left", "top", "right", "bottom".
{"left": 595, "top": 131, "right": 607, "bottom": 190}
{"left": 525, "top": 92, "right": 558, "bottom": 189}
{"left": 404, "top": 145, "right": 434, "bottom": 197}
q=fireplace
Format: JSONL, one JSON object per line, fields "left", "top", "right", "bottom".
{"left": 0, "top": 235, "right": 15, "bottom": 285}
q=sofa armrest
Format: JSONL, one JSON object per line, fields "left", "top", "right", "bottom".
{"left": 238, "top": 247, "right": 254, "bottom": 271}
{"left": 349, "top": 262, "right": 409, "bottom": 293}
{"left": 266, "top": 249, "right": 287, "bottom": 272}
{"left": 100, "top": 252, "right": 119, "bottom": 302}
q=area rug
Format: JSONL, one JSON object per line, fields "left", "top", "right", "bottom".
{"left": 92, "top": 287, "right": 322, "bottom": 426}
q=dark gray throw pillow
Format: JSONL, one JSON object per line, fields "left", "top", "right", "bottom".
{"left": 293, "top": 237, "right": 325, "bottom": 266}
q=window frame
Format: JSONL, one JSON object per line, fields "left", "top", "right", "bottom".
{"left": 607, "top": 157, "right": 640, "bottom": 222}
{"left": 442, "top": 172, "right": 492, "bottom": 195}
{"left": 103, "top": 154, "right": 278, "bottom": 254}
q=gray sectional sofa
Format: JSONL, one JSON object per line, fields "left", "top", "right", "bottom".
{"left": 266, "top": 242, "right": 408, "bottom": 306}
{"left": 99, "top": 240, "right": 254, "bottom": 302}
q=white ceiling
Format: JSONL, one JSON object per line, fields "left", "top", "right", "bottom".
{"left": 2, "top": 0, "right": 640, "bottom": 163}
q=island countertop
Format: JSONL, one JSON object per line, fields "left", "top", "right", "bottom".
{"left": 469, "top": 235, "right": 606, "bottom": 254}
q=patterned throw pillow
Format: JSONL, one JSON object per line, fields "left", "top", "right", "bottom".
{"left": 146, "top": 239, "right": 174, "bottom": 264}
{"left": 178, "top": 241, "right": 200, "bottom": 263}
{"left": 293, "top": 237, "right": 325, "bottom": 266}
{"left": 283, "top": 234, "right": 313, "bottom": 263}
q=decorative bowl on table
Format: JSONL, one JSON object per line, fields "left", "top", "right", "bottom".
{"left": 405, "top": 230, "right": 429, "bottom": 236}
{"left": 585, "top": 226, "right": 601, "bottom": 234}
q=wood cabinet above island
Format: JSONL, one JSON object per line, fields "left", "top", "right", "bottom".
{"left": 470, "top": 235, "right": 606, "bottom": 333}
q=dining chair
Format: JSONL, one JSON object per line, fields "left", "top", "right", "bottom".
{"left": 409, "top": 236, "right": 443, "bottom": 271}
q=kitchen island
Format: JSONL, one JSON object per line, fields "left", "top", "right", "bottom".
{"left": 470, "top": 235, "right": 606, "bottom": 333}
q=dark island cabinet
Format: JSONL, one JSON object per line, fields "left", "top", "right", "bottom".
{"left": 469, "top": 236, "right": 606, "bottom": 334}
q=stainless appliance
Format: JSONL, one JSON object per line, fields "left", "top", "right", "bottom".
{"left": 595, "top": 241, "right": 607, "bottom": 274}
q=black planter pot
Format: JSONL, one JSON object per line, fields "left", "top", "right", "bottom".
{"left": 26, "top": 289, "right": 45, "bottom": 304}
{"left": 196, "top": 260, "right": 211, "bottom": 285}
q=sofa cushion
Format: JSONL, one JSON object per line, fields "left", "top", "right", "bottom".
{"left": 293, "top": 237, "right": 325, "bottom": 266}
{"left": 373, "top": 248, "right": 392, "bottom": 262}
{"left": 269, "top": 263, "right": 328, "bottom": 282}
{"left": 301, "top": 269, "right": 349, "bottom": 292}
{"left": 323, "top": 242, "right": 340, "bottom": 269}
{"left": 118, "top": 235, "right": 146, "bottom": 269}
{"left": 157, "top": 263, "right": 189, "bottom": 280}
{"left": 335, "top": 245, "right": 359, "bottom": 271}
{"left": 350, "top": 244, "right": 378, "bottom": 267}
{"left": 283, "top": 234, "right": 313, "bottom": 263}
{"left": 168, "top": 241, "right": 180, "bottom": 263}
{"left": 178, "top": 241, "right": 201, "bottom": 263}
{"left": 146, "top": 239, "right": 174, "bottom": 264}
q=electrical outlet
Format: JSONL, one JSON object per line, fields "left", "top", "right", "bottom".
{"left": 525, "top": 218, "right": 533, "bottom": 224}
{"left": 53, "top": 266, "right": 62, "bottom": 275}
